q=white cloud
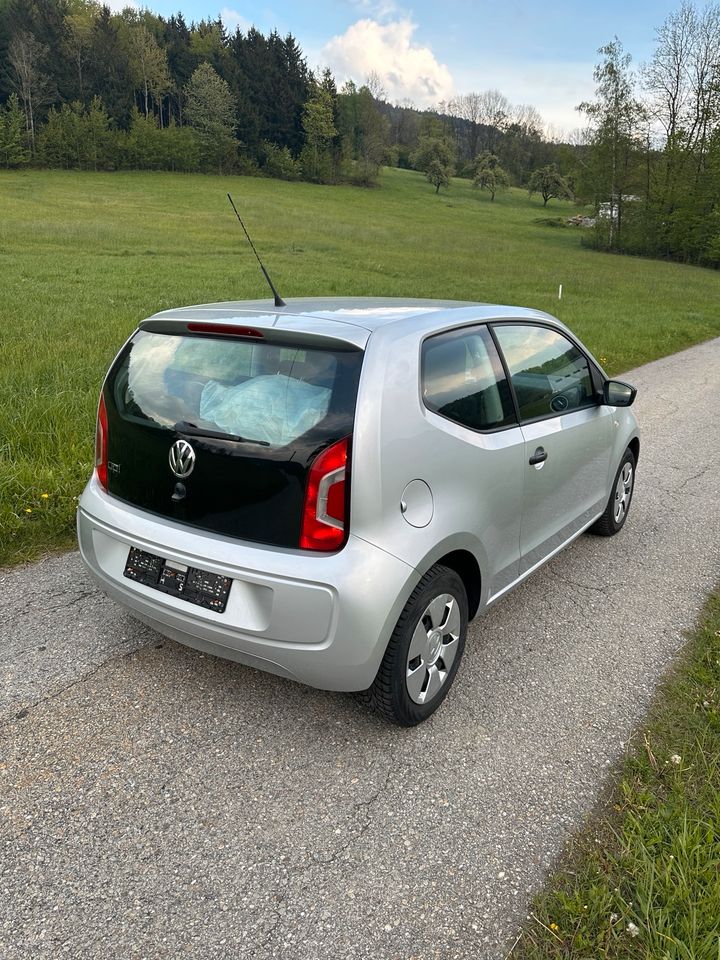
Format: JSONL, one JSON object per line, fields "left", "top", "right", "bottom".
{"left": 321, "top": 18, "right": 454, "bottom": 108}
{"left": 220, "top": 7, "right": 253, "bottom": 34}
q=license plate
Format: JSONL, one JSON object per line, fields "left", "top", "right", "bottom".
{"left": 124, "top": 547, "right": 232, "bottom": 613}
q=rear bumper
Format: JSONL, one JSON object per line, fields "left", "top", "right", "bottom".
{"left": 77, "top": 476, "right": 416, "bottom": 691}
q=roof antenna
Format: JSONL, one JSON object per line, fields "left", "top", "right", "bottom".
{"left": 227, "top": 193, "right": 286, "bottom": 308}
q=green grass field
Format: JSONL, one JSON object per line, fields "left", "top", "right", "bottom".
{"left": 1, "top": 167, "right": 719, "bottom": 565}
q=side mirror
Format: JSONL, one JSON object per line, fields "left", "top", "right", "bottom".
{"left": 603, "top": 379, "right": 637, "bottom": 407}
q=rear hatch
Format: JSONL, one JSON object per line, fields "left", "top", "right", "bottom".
{"left": 102, "top": 323, "right": 363, "bottom": 549}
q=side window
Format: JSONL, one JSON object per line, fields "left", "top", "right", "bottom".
{"left": 493, "top": 324, "right": 595, "bottom": 422}
{"left": 422, "top": 325, "right": 516, "bottom": 431}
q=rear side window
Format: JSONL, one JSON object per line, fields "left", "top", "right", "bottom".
{"left": 114, "top": 331, "right": 361, "bottom": 447}
{"left": 492, "top": 324, "right": 594, "bottom": 422}
{"left": 422, "top": 325, "right": 516, "bottom": 431}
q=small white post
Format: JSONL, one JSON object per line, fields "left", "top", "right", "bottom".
{"left": 558, "top": 283, "right": 563, "bottom": 300}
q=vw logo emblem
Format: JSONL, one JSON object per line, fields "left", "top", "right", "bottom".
{"left": 169, "top": 439, "right": 195, "bottom": 479}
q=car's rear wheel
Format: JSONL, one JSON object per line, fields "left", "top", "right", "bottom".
{"left": 364, "top": 564, "right": 468, "bottom": 726}
{"left": 590, "top": 448, "right": 636, "bottom": 536}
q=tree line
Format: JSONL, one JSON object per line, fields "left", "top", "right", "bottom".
{"left": 0, "top": 0, "right": 577, "bottom": 187}
{"left": 574, "top": 3, "right": 720, "bottom": 267}
{"left": 0, "top": 0, "right": 389, "bottom": 182}
{"left": 1, "top": 0, "right": 718, "bottom": 268}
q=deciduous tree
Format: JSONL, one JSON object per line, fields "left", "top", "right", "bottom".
{"left": 577, "top": 38, "right": 645, "bottom": 247}
{"left": 528, "top": 163, "right": 573, "bottom": 205}
{"left": 128, "top": 24, "right": 171, "bottom": 122}
{"left": 411, "top": 135, "right": 455, "bottom": 193}
{"left": 300, "top": 78, "right": 337, "bottom": 182}
{"left": 472, "top": 151, "right": 510, "bottom": 200}
{"left": 337, "top": 80, "right": 389, "bottom": 185}
{"left": 8, "top": 29, "right": 52, "bottom": 153}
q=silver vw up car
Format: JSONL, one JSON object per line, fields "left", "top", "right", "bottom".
{"left": 78, "top": 298, "right": 639, "bottom": 725}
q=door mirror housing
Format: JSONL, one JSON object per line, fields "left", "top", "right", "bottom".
{"left": 603, "top": 379, "right": 636, "bottom": 407}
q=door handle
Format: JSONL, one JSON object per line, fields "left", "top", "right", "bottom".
{"left": 529, "top": 446, "right": 548, "bottom": 466}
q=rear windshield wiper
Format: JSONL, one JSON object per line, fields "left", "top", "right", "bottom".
{"left": 174, "top": 421, "right": 270, "bottom": 446}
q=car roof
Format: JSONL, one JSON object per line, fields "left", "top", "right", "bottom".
{"left": 144, "top": 297, "right": 565, "bottom": 348}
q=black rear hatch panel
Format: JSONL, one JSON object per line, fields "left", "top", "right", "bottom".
{"left": 104, "top": 329, "right": 362, "bottom": 549}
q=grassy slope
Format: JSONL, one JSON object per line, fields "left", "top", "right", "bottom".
{"left": 1, "top": 167, "right": 719, "bottom": 564}
{"left": 512, "top": 589, "right": 720, "bottom": 960}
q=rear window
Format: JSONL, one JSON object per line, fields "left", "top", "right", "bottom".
{"left": 422, "top": 325, "right": 516, "bottom": 431}
{"left": 113, "top": 331, "right": 361, "bottom": 447}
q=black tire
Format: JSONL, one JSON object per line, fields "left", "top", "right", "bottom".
{"left": 363, "top": 564, "right": 468, "bottom": 726}
{"left": 590, "top": 448, "right": 636, "bottom": 537}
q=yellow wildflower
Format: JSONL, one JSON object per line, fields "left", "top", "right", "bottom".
{"left": 24, "top": 508, "right": 32, "bottom": 514}
{"left": 550, "top": 923, "right": 559, "bottom": 931}
{"left": 41, "top": 493, "right": 49, "bottom": 499}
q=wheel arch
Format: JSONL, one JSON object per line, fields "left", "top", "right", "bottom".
{"left": 432, "top": 549, "right": 482, "bottom": 621}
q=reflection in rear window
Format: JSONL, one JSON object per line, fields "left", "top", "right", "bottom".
{"left": 114, "top": 331, "right": 358, "bottom": 446}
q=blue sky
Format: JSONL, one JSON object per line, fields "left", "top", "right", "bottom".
{"left": 110, "top": 0, "right": 680, "bottom": 132}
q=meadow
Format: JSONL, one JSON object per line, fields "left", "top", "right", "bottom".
{"left": 1, "top": 166, "right": 719, "bottom": 565}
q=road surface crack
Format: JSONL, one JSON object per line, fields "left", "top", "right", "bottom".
{"left": 676, "top": 463, "right": 712, "bottom": 493}
{"left": 310, "top": 766, "right": 397, "bottom": 866}
{"left": 546, "top": 566, "right": 617, "bottom": 596}
{"left": 0, "top": 644, "right": 142, "bottom": 730}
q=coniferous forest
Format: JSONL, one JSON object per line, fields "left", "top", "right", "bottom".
{"left": 1, "top": 0, "right": 720, "bottom": 268}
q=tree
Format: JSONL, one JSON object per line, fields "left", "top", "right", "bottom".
{"left": 38, "top": 101, "right": 84, "bottom": 168}
{"left": 185, "top": 61, "right": 236, "bottom": 172}
{"left": 411, "top": 135, "right": 455, "bottom": 193}
{"left": 123, "top": 106, "right": 162, "bottom": 168}
{"left": 472, "top": 151, "right": 510, "bottom": 200}
{"left": 84, "top": 95, "right": 112, "bottom": 170}
{"left": 353, "top": 85, "right": 389, "bottom": 184}
{"left": 364, "top": 69, "right": 387, "bottom": 102}
{"left": 447, "top": 92, "right": 483, "bottom": 160}
{"left": 159, "top": 120, "right": 200, "bottom": 172}
{"left": 87, "top": 8, "right": 134, "bottom": 126}
{"left": 476, "top": 89, "right": 510, "bottom": 152}
{"left": 64, "top": 7, "right": 96, "bottom": 103}
{"left": 577, "top": 39, "right": 645, "bottom": 247}
{"left": 643, "top": 2, "right": 720, "bottom": 153}
{"left": 159, "top": 13, "right": 196, "bottom": 125}
{"left": 0, "top": 93, "right": 28, "bottom": 167}
{"left": 528, "top": 164, "right": 573, "bottom": 205}
{"left": 8, "top": 29, "right": 52, "bottom": 154}
{"left": 640, "top": 3, "right": 720, "bottom": 262}
{"left": 300, "top": 78, "right": 337, "bottom": 182}
{"left": 336, "top": 80, "right": 389, "bottom": 185}
{"left": 128, "top": 24, "right": 171, "bottom": 123}
{"left": 511, "top": 103, "right": 544, "bottom": 136}
{"left": 499, "top": 111, "right": 547, "bottom": 183}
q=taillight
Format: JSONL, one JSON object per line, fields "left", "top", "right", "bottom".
{"left": 95, "top": 392, "right": 108, "bottom": 491}
{"left": 300, "top": 437, "right": 349, "bottom": 551}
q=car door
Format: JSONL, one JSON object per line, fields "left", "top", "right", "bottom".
{"left": 491, "top": 322, "right": 614, "bottom": 575}
{"left": 420, "top": 323, "right": 525, "bottom": 596}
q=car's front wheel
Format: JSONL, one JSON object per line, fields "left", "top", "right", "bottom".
{"left": 364, "top": 564, "right": 468, "bottom": 726}
{"left": 590, "top": 447, "right": 636, "bottom": 536}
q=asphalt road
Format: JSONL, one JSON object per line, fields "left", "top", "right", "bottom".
{"left": 2, "top": 338, "right": 719, "bottom": 960}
